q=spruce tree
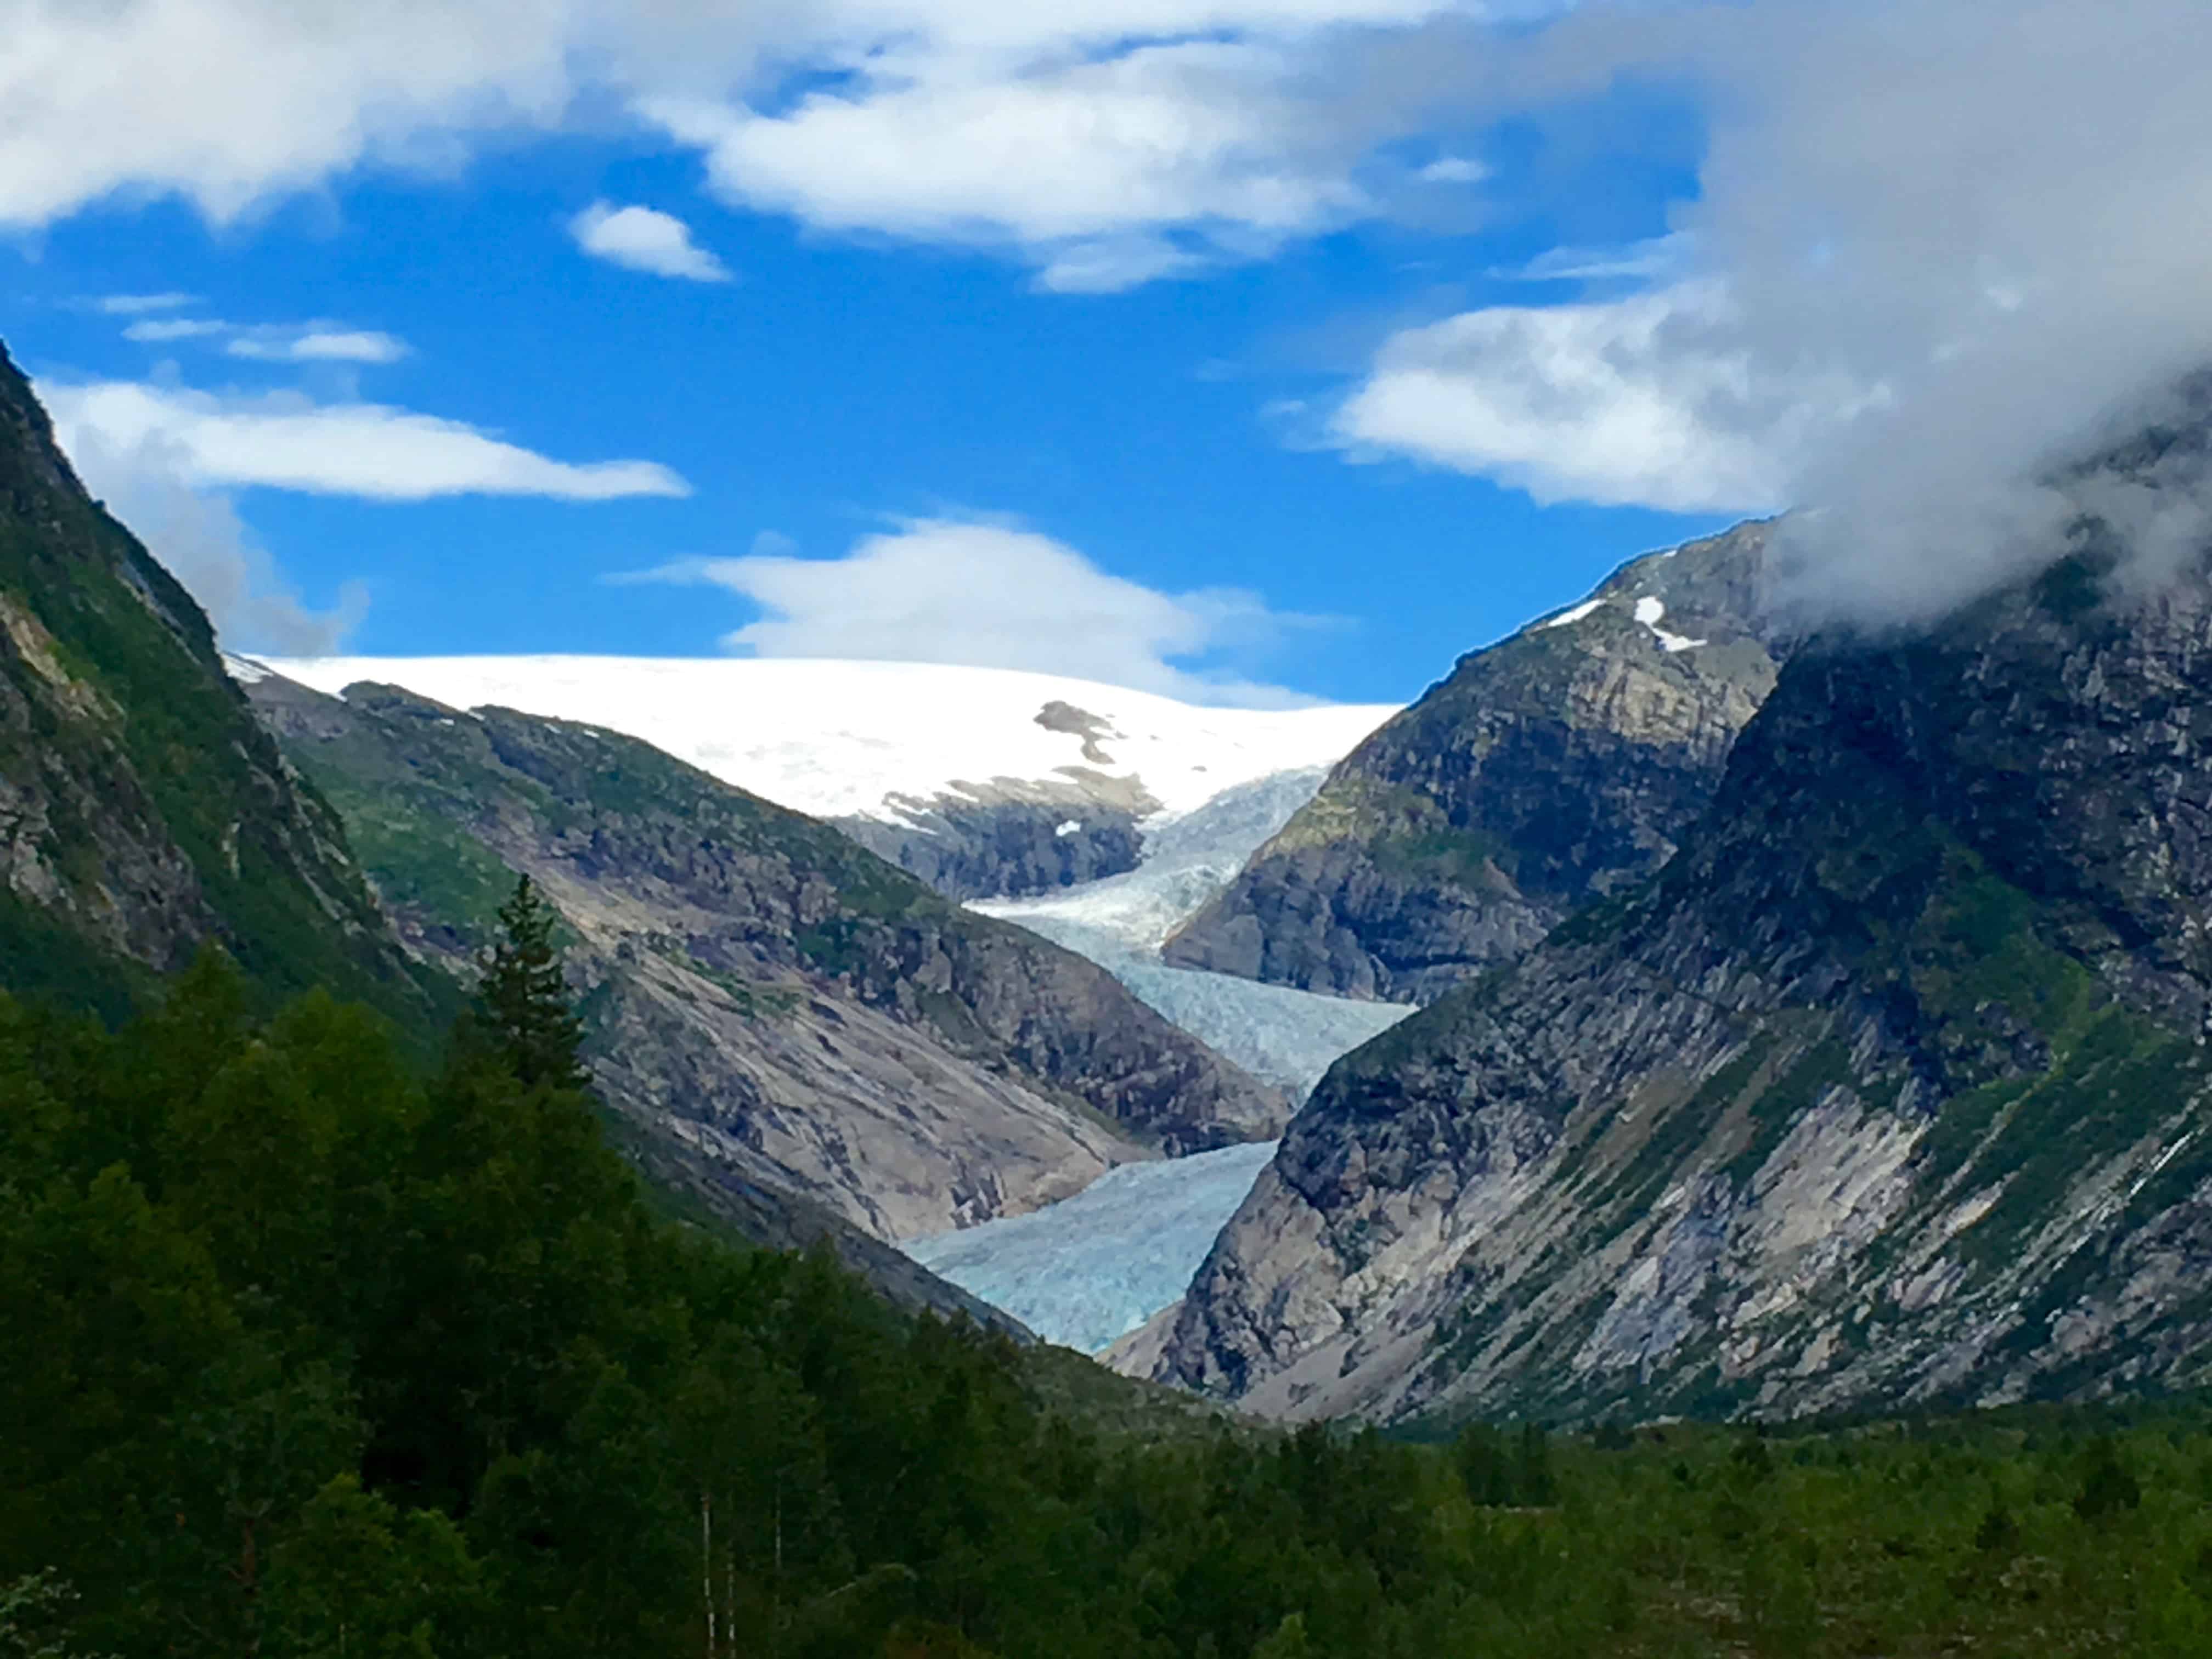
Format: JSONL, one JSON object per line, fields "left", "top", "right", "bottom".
{"left": 478, "top": 875, "right": 586, "bottom": 1092}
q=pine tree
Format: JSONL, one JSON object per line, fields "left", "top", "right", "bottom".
{"left": 478, "top": 876, "right": 586, "bottom": 1092}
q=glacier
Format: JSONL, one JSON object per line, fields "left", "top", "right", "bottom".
{"left": 978, "top": 766, "right": 1410, "bottom": 1094}
{"left": 915, "top": 767, "right": 1415, "bottom": 1350}
{"left": 903, "top": 1140, "right": 1282, "bottom": 1354}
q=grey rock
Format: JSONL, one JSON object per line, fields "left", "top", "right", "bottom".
{"left": 247, "top": 673, "right": 1288, "bottom": 1254}
{"left": 1157, "top": 397, "right": 2212, "bottom": 1425}
{"left": 0, "top": 337, "right": 446, "bottom": 1030}
{"left": 1163, "top": 521, "right": 1785, "bottom": 1003}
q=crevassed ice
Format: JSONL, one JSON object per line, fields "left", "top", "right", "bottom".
{"left": 929, "top": 765, "right": 1415, "bottom": 1350}
{"left": 904, "top": 1141, "right": 1282, "bottom": 1353}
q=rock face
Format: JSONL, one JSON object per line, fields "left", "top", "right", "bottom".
{"left": 834, "top": 781, "right": 1152, "bottom": 903}
{"left": 1156, "top": 403, "right": 2212, "bottom": 1425}
{"left": 247, "top": 674, "right": 1288, "bottom": 1251}
{"left": 1163, "top": 522, "right": 1785, "bottom": 1003}
{"left": 0, "top": 339, "right": 447, "bottom": 1031}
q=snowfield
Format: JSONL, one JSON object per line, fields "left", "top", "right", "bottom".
{"left": 256, "top": 654, "right": 1396, "bottom": 825}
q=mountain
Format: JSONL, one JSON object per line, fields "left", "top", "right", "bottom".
{"left": 1162, "top": 521, "right": 1785, "bottom": 1003}
{"left": 264, "top": 654, "right": 1396, "bottom": 902}
{"left": 0, "top": 340, "right": 448, "bottom": 1032}
{"left": 0, "top": 339, "right": 1032, "bottom": 1327}
{"left": 242, "top": 670, "right": 1289, "bottom": 1255}
{"left": 1152, "top": 398, "right": 2212, "bottom": 1424}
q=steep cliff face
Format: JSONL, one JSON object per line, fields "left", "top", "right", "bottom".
{"left": 0, "top": 340, "right": 447, "bottom": 1031}
{"left": 247, "top": 673, "right": 1288, "bottom": 1248}
{"left": 1157, "top": 411, "right": 2212, "bottom": 1424}
{"left": 836, "top": 787, "right": 1150, "bottom": 902}
{"left": 1163, "top": 522, "right": 1784, "bottom": 1003}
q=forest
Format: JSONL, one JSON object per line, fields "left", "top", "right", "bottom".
{"left": 7, "top": 884, "right": 2212, "bottom": 1659}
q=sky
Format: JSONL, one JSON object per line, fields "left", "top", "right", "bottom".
{"left": 6, "top": 1, "right": 2210, "bottom": 707}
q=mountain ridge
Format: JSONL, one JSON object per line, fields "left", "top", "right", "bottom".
{"left": 1162, "top": 520, "right": 1786, "bottom": 1003}
{"left": 1152, "top": 421, "right": 2212, "bottom": 1425}
{"left": 0, "top": 339, "right": 450, "bottom": 1032}
{"left": 244, "top": 669, "right": 1290, "bottom": 1251}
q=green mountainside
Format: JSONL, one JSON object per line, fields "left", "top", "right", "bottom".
{"left": 0, "top": 341, "right": 450, "bottom": 1035}
{"left": 1158, "top": 396, "right": 2212, "bottom": 1426}
{"left": 1163, "top": 520, "right": 1784, "bottom": 1003}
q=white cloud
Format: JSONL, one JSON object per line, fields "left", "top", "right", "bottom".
{"left": 123, "top": 317, "right": 228, "bottom": 342}
{"left": 95, "top": 291, "right": 198, "bottom": 314}
{"left": 112, "top": 313, "right": 413, "bottom": 362}
{"left": 64, "top": 426, "right": 365, "bottom": 654}
{"left": 1418, "top": 156, "right": 1484, "bottom": 184}
{"left": 1492, "top": 234, "right": 1689, "bottom": 283}
{"left": 623, "top": 517, "right": 1326, "bottom": 706}
{"left": 1333, "top": 286, "right": 1833, "bottom": 512}
{"left": 43, "top": 379, "right": 689, "bottom": 502}
{"left": 569, "top": 200, "right": 732, "bottom": 282}
{"left": 227, "top": 325, "right": 411, "bottom": 364}
{"left": 0, "top": 0, "right": 1485, "bottom": 288}
{"left": 0, "top": 1, "right": 585, "bottom": 227}
{"left": 1324, "top": 0, "right": 2212, "bottom": 620}
{"left": 644, "top": 35, "right": 1382, "bottom": 290}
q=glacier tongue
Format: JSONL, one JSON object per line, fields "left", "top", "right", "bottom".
{"left": 903, "top": 1141, "right": 1282, "bottom": 1353}
{"left": 978, "top": 765, "right": 1411, "bottom": 1094}
{"left": 913, "top": 766, "right": 1415, "bottom": 1350}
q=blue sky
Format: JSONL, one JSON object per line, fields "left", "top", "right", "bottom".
{"left": 5, "top": 2, "right": 2200, "bottom": 704}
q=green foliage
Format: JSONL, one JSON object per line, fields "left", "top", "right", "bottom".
{"left": 15, "top": 947, "right": 2212, "bottom": 1658}
{"left": 476, "top": 876, "right": 586, "bottom": 1092}
{"left": 0, "top": 376, "right": 455, "bottom": 1041}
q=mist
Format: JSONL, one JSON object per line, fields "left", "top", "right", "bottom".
{"left": 1363, "top": 0, "right": 2212, "bottom": 627}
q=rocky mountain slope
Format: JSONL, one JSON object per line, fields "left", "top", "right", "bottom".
{"left": 1163, "top": 521, "right": 1784, "bottom": 1003}
{"left": 1153, "top": 399, "right": 2212, "bottom": 1425}
{"left": 264, "top": 654, "right": 1395, "bottom": 902}
{"left": 245, "top": 670, "right": 1288, "bottom": 1251}
{"left": 0, "top": 339, "right": 448, "bottom": 1031}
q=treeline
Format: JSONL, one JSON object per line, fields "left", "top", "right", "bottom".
{"left": 7, "top": 889, "right": 2212, "bottom": 1657}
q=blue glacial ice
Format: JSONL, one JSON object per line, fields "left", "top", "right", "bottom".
{"left": 976, "top": 768, "right": 1412, "bottom": 1096}
{"left": 914, "top": 768, "right": 1416, "bottom": 1351}
{"left": 903, "top": 1139, "right": 1281, "bottom": 1353}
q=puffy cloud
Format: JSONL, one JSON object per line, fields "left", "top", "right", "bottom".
{"left": 1328, "top": 0, "right": 2212, "bottom": 620}
{"left": 623, "top": 518, "right": 1328, "bottom": 706}
{"left": 2, "top": 0, "right": 1481, "bottom": 287}
{"left": 63, "top": 425, "right": 366, "bottom": 654}
{"left": 644, "top": 34, "right": 1383, "bottom": 287}
{"left": 1333, "top": 285, "right": 1822, "bottom": 513}
{"left": 0, "top": 1, "right": 585, "bottom": 227}
{"left": 568, "top": 200, "right": 732, "bottom": 281}
{"left": 43, "top": 378, "right": 689, "bottom": 501}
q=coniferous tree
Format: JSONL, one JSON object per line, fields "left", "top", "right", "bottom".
{"left": 477, "top": 876, "right": 586, "bottom": 1092}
